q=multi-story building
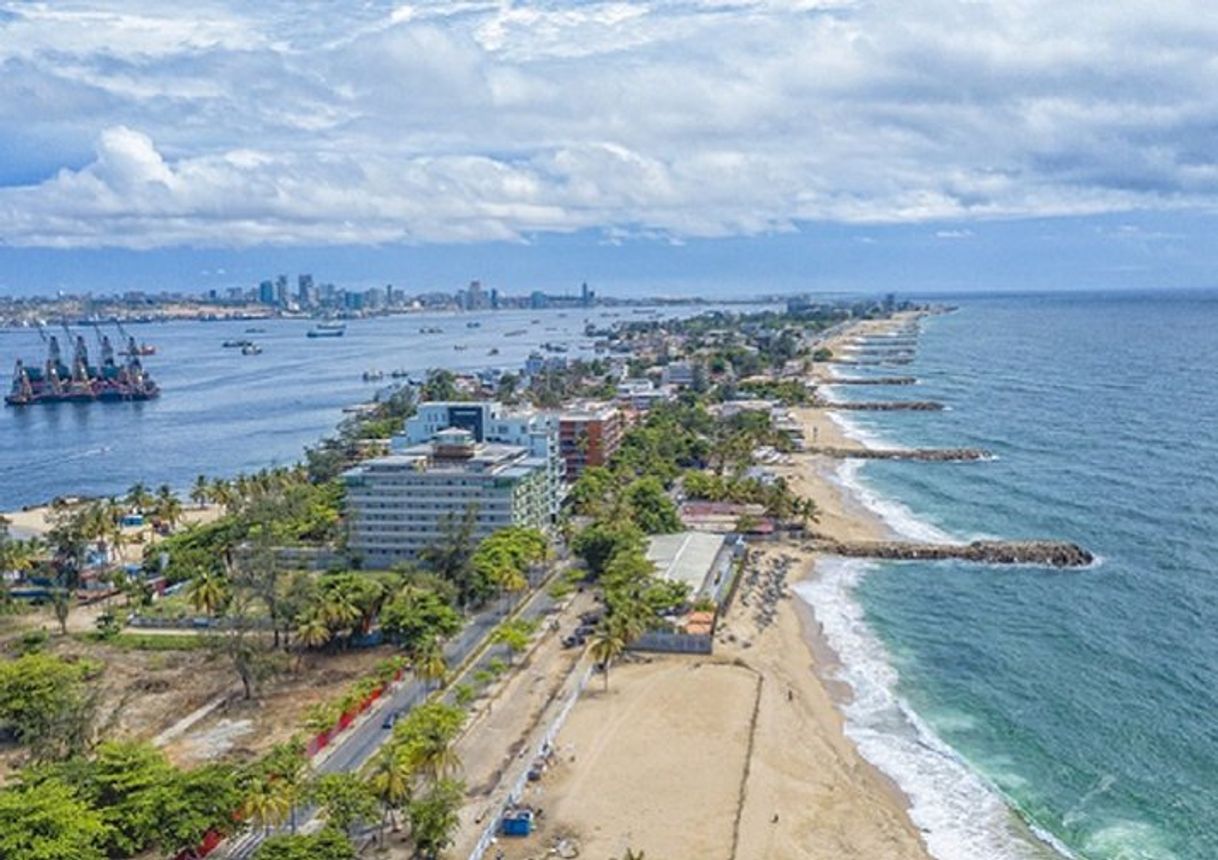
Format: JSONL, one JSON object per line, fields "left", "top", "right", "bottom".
{"left": 398, "top": 401, "right": 565, "bottom": 518}
{"left": 557, "top": 402, "right": 624, "bottom": 480}
{"left": 345, "top": 428, "right": 550, "bottom": 567}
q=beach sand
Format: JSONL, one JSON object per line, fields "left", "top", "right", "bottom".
{"left": 489, "top": 314, "right": 931, "bottom": 859}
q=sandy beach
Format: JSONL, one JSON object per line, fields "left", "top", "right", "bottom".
{"left": 490, "top": 313, "right": 931, "bottom": 860}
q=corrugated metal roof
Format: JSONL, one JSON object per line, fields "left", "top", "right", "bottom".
{"left": 645, "top": 531, "right": 727, "bottom": 593}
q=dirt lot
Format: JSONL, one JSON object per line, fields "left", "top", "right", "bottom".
{"left": 161, "top": 644, "right": 398, "bottom": 766}
{"left": 0, "top": 617, "right": 397, "bottom": 779}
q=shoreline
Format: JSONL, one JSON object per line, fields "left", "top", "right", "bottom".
{"left": 782, "top": 312, "right": 1067, "bottom": 860}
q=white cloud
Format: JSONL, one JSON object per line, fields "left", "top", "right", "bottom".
{"left": 2, "top": 0, "right": 1218, "bottom": 248}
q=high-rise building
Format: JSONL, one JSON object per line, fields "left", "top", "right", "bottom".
{"left": 556, "top": 402, "right": 624, "bottom": 480}
{"left": 399, "top": 400, "right": 565, "bottom": 519}
{"left": 465, "top": 280, "right": 489, "bottom": 311}
{"left": 258, "top": 280, "right": 275, "bottom": 305}
{"left": 345, "top": 428, "right": 551, "bottom": 566}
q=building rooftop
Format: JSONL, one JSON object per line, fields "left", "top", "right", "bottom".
{"left": 558, "top": 401, "right": 620, "bottom": 421}
{"left": 645, "top": 532, "right": 728, "bottom": 594}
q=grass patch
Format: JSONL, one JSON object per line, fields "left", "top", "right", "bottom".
{"left": 76, "top": 631, "right": 209, "bottom": 651}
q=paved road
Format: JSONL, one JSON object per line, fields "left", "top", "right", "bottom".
{"left": 220, "top": 570, "right": 565, "bottom": 859}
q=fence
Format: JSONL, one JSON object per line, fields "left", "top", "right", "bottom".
{"left": 466, "top": 664, "right": 594, "bottom": 860}
{"left": 628, "top": 630, "right": 714, "bottom": 654}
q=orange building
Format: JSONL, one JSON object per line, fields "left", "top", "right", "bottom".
{"left": 557, "top": 402, "right": 625, "bottom": 480}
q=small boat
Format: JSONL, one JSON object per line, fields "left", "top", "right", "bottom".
{"left": 121, "top": 343, "right": 157, "bottom": 356}
{"left": 454, "top": 344, "right": 468, "bottom": 351}
{"left": 466, "top": 321, "right": 482, "bottom": 328}
{"left": 363, "top": 370, "right": 385, "bottom": 382}
{"left": 244, "top": 327, "right": 266, "bottom": 334}
{"left": 419, "top": 326, "right": 443, "bottom": 334}
{"left": 505, "top": 329, "right": 527, "bottom": 337}
{"left": 307, "top": 325, "right": 345, "bottom": 339}
{"left": 241, "top": 343, "right": 262, "bottom": 356}
{"left": 390, "top": 369, "right": 410, "bottom": 379}
{"left": 488, "top": 348, "right": 500, "bottom": 356}
{"left": 223, "top": 339, "right": 253, "bottom": 348}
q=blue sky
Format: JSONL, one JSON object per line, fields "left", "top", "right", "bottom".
{"left": 2, "top": 1, "right": 1218, "bottom": 298}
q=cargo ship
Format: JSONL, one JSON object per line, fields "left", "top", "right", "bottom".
{"left": 5, "top": 328, "right": 159, "bottom": 407}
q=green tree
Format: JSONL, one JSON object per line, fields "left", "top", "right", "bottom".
{"left": 571, "top": 520, "right": 645, "bottom": 578}
{"left": 380, "top": 587, "right": 462, "bottom": 654}
{"left": 0, "top": 778, "right": 110, "bottom": 860}
{"left": 406, "top": 778, "right": 464, "bottom": 860}
{"left": 364, "top": 745, "right": 414, "bottom": 844}
{"left": 187, "top": 569, "right": 229, "bottom": 616}
{"left": 253, "top": 826, "right": 355, "bottom": 860}
{"left": 0, "top": 652, "right": 96, "bottom": 761}
{"left": 307, "top": 773, "right": 378, "bottom": 835}
{"left": 419, "top": 505, "right": 487, "bottom": 609}
{"left": 190, "top": 474, "right": 211, "bottom": 508}
{"left": 624, "top": 477, "right": 682, "bottom": 534}
{"left": 490, "top": 618, "right": 537, "bottom": 666}
{"left": 412, "top": 641, "right": 449, "bottom": 691}
{"left": 589, "top": 624, "right": 627, "bottom": 692}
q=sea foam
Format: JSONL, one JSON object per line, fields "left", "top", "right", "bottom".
{"left": 796, "top": 560, "right": 1072, "bottom": 860}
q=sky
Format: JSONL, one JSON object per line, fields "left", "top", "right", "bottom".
{"left": 2, "top": 0, "right": 1218, "bottom": 298}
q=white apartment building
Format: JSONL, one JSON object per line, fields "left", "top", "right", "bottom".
{"left": 345, "top": 428, "right": 550, "bottom": 568}
{"left": 397, "top": 401, "right": 566, "bottom": 517}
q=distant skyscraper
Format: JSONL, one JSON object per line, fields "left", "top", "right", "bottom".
{"left": 466, "top": 280, "right": 489, "bottom": 311}
{"left": 258, "top": 280, "right": 275, "bottom": 305}
{"left": 298, "top": 274, "right": 315, "bottom": 308}
{"left": 580, "top": 281, "right": 595, "bottom": 307}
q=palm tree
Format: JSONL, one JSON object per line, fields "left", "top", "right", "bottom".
{"left": 406, "top": 729, "right": 462, "bottom": 782}
{"left": 413, "top": 641, "right": 448, "bottom": 691}
{"left": 319, "top": 591, "right": 360, "bottom": 644}
{"left": 155, "top": 485, "right": 182, "bottom": 529}
{"left": 210, "top": 478, "right": 235, "bottom": 513}
{"left": 589, "top": 625, "right": 627, "bottom": 692}
{"left": 295, "top": 611, "right": 332, "bottom": 651}
{"left": 190, "top": 474, "right": 210, "bottom": 508}
{"left": 242, "top": 777, "right": 291, "bottom": 836}
{"left": 364, "top": 745, "right": 414, "bottom": 844}
{"left": 187, "top": 570, "right": 228, "bottom": 617}
{"left": 125, "top": 482, "right": 154, "bottom": 513}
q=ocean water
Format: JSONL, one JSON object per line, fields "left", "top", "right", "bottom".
{"left": 0, "top": 304, "right": 764, "bottom": 513}
{"left": 802, "top": 291, "right": 1218, "bottom": 859}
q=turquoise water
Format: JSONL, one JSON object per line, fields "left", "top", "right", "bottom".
{"left": 806, "top": 292, "right": 1218, "bottom": 859}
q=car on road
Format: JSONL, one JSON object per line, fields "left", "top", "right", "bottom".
{"left": 381, "top": 709, "right": 401, "bottom": 729}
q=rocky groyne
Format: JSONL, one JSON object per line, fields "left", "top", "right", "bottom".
{"left": 816, "top": 400, "right": 944, "bottom": 411}
{"left": 806, "top": 539, "right": 1094, "bottom": 568}
{"left": 824, "top": 376, "right": 917, "bottom": 386}
{"left": 807, "top": 446, "right": 990, "bottom": 461}
{"left": 832, "top": 358, "right": 915, "bottom": 366}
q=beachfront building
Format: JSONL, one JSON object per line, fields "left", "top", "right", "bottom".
{"left": 344, "top": 428, "right": 551, "bottom": 567}
{"left": 629, "top": 531, "right": 745, "bottom": 654}
{"left": 397, "top": 400, "right": 566, "bottom": 518}
{"left": 556, "top": 401, "right": 625, "bottom": 480}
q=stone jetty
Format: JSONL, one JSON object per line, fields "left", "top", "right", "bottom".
{"left": 832, "top": 358, "right": 915, "bottom": 366}
{"left": 807, "top": 445, "right": 990, "bottom": 461}
{"left": 807, "top": 538, "right": 1094, "bottom": 568}
{"left": 816, "top": 400, "right": 944, "bottom": 411}
{"left": 825, "top": 376, "right": 917, "bottom": 386}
